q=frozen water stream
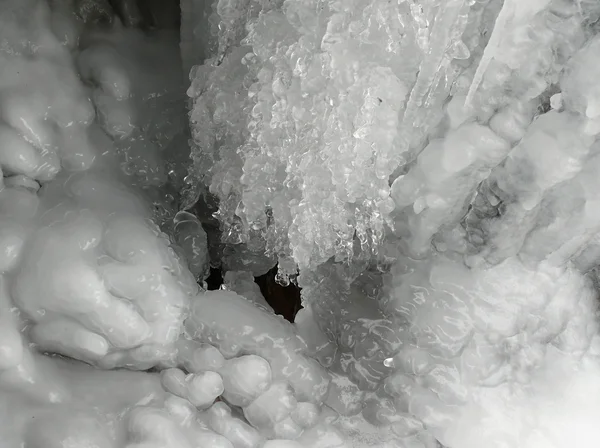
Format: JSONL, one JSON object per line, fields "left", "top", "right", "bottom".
{"left": 2, "top": 0, "right": 600, "bottom": 448}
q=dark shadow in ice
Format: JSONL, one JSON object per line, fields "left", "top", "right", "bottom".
{"left": 255, "top": 266, "right": 303, "bottom": 323}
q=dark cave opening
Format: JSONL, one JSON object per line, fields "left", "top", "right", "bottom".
{"left": 255, "top": 266, "right": 303, "bottom": 323}
{"left": 205, "top": 266, "right": 224, "bottom": 291}
{"left": 205, "top": 265, "right": 302, "bottom": 323}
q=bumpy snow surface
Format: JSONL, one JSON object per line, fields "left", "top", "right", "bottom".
{"left": 2, "top": 0, "right": 600, "bottom": 447}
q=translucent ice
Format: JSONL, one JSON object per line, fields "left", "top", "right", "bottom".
{"left": 8, "top": 1, "right": 600, "bottom": 448}
{"left": 186, "top": 0, "right": 424, "bottom": 271}
{"left": 183, "top": 0, "right": 599, "bottom": 281}
{"left": 223, "top": 270, "right": 273, "bottom": 311}
{"left": 465, "top": 0, "right": 553, "bottom": 107}
{"left": 173, "top": 210, "right": 210, "bottom": 282}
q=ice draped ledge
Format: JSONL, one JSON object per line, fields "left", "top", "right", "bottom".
{"left": 183, "top": 0, "right": 600, "bottom": 280}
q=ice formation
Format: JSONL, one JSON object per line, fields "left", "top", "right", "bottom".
{"left": 4, "top": 0, "right": 600, "bottom": 448}
{"left": 183, "top": 0, "right": 600, "bottom": 446}
{"left": 0, "top": 2, "right": 342, "bottom": 448}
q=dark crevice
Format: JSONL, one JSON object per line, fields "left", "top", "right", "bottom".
{"left": 255, "top": 266, "right": 302, "bottom": 323}
{"left": 205, "top": 267, "right": 224, "bottom": 290}
{"left": 203, "top": 264, "right": 302, "bottom": 323}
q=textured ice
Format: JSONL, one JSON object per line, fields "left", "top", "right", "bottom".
{"left": 223, "top": 270, "right": 274, "bottom": 311}
{"left": 7, "top": 0, "right": 600, "bottom": 448}
{"left": 465, "top": 0, "right": 553, "bottom": 107}
{"left": 179, "top": 0, "right": 600, "bottom": 446}
{"left": 173, "top": 210, "right": 210, "bottom": 281}
{"left": 185, "top": 290, "right": 331, "bottom": 404}
{"left": 186, "top": 0, "right": 425, "bottom": 272}
{"left": 0, "top": 2, "right": 337, "bottom": 445}
{"left": 185, "top": 0, "right": 596, "bottom": 277}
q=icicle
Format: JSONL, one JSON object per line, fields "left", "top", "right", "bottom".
{"left": 398, "top": 0, "right": 471, "bottom": 161}
{"left": 465, "top": 0, "right": 553, "bottom": 108}
{"left": 464, "top": 0, "right": 515, "bottom": 108}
